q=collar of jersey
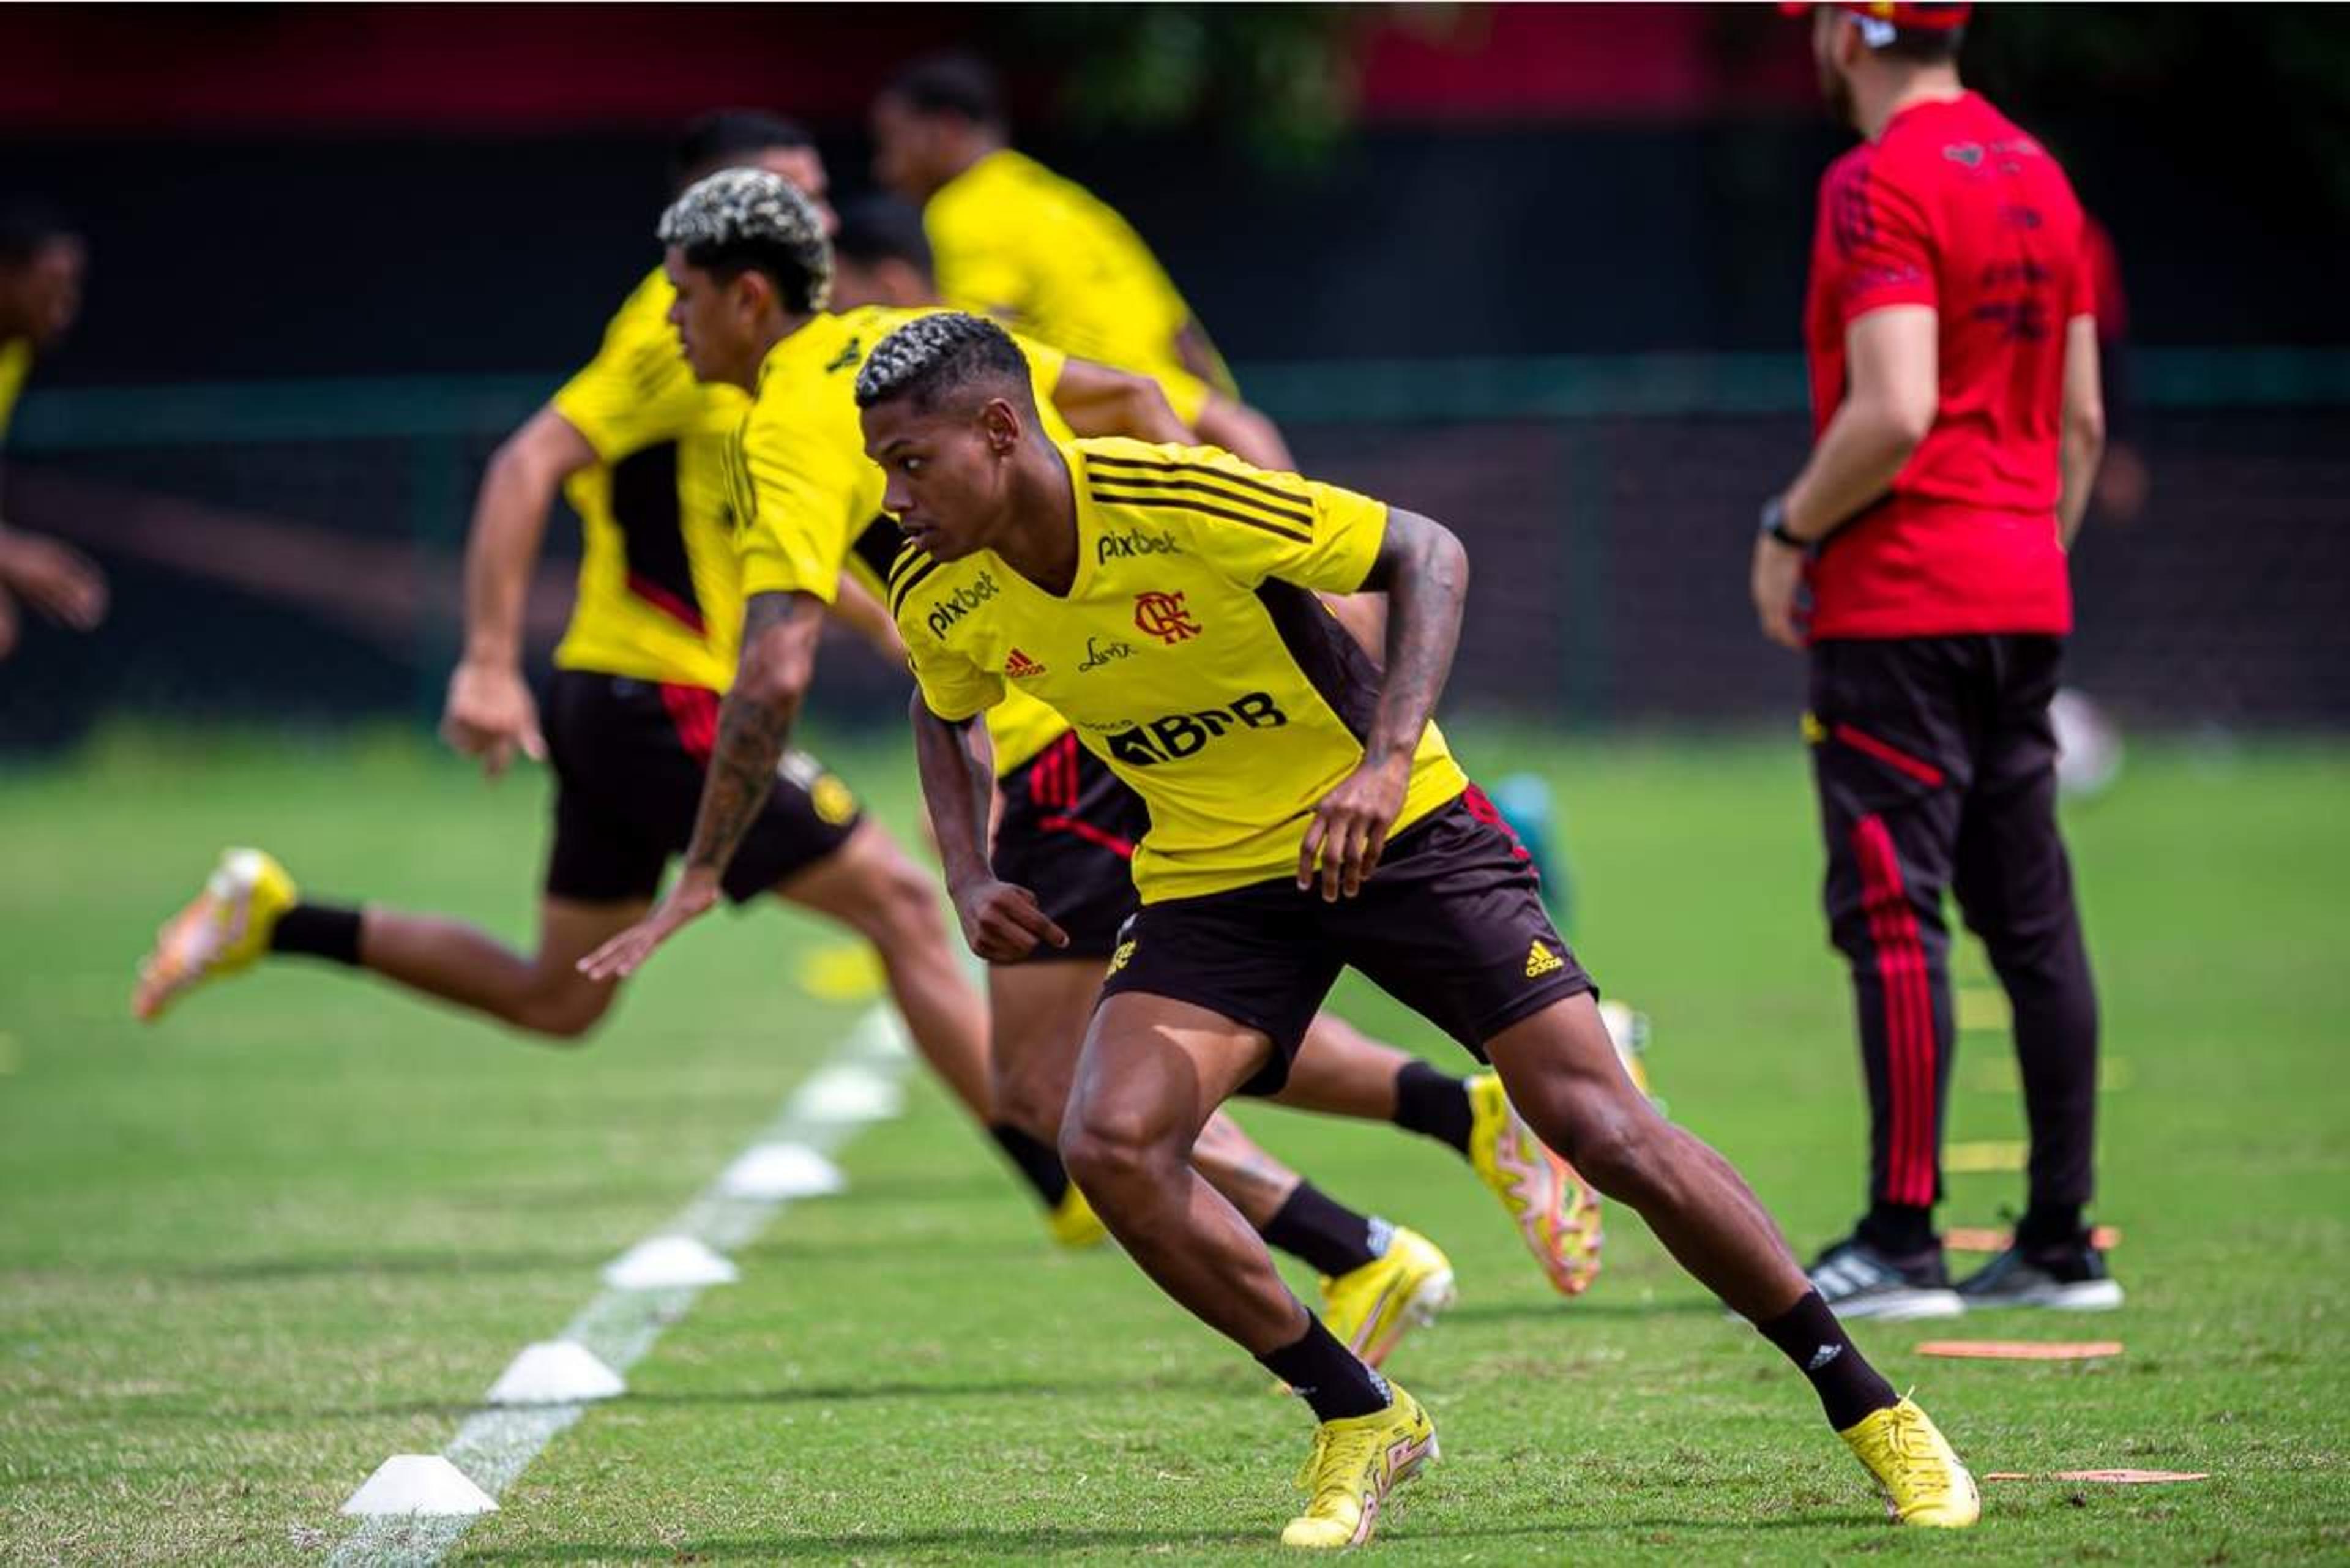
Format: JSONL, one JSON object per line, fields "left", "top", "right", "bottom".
{"left": 989, "top": 439, "right": 1100, "bottom": 606}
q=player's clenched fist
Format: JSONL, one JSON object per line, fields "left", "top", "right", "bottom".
{"left": 952, "top": 877, "right": 1069, "bottom": 963}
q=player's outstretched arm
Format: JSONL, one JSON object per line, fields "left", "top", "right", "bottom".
{"left": 1298, "top": 506, "right": 1468, "bottom": 901}
{"left": 442, "top": 406, "right": 595, "bottom": 776}
{"left": 578, "top": 589, "right": 826, "bottom": 981}
{"left": 909, "top": 692, "right": 1066, "bottom": 963}
{"left": 2057, "top": 313, "right": 2106, "bottom": 551}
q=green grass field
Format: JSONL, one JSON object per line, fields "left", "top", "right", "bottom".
{"left": 2, "top": 725, "right": 2345, "bottom": 1564}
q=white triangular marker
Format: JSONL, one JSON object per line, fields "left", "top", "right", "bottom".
{"left": 486, "top": 1341, "right": 626, "bottom": 1406}
{"left": 340, "top": 1455, "right": 499, "bottom": 1516}
{"left": 602, "top": 1235, "right": 738, "bottom": 1290}
{"left": 718, "top": 1143, "right": 846, "bottom": 1201}
{"left": 790, "top": 1066, "right": 903, "bottom": 1124}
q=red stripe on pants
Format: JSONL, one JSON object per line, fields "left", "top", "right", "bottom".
{"left": 1853, "top": 814, "right": 1936, "bottom": 1206}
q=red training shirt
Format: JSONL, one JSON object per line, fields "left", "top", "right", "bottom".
{"left": 1802, "top": 90, "right": 2092, "bottom": 641}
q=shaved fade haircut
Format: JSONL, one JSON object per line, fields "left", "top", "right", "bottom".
{"left": 658, "top": 168, "right": 832, "bottom": 315}
{"left": 855, "top": 312, "right": 1032, "bottom": 414}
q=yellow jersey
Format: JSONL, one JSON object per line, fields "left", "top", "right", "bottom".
{"left": 925, "top": 149, "right": 1225, "bottom": 425}
{"left": 725, "top": 304, "right": 1073, "bottom": 774}
{"left": 890, "top": 438, "right": 1468, "bottom": 902}
{"left": 548, "top": 269, "right": 746, "bottom": 692}
{"left": 0, "top": 337, "right": 32, "bottom": 446}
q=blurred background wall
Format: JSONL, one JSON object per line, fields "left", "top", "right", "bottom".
{"left": 4, "top": 2, "right": 2345, "bottom": 747}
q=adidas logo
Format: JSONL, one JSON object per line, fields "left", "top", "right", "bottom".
{"left": 1004, "top": 648, "right": 1048, "bottom": 679}
{"left": 1525, "top": 940, "right": 1564, "bottom": 979}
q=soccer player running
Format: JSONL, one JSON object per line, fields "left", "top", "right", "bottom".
{"left": 579, "top": 171, "right": 1591, "bottom": 1364}
{"left": 1754, "top": 2, "right": 2116, "bottom": 1319}
{"left": 862, "top": 312, "right": 1978, "bottom": 1545}
{"left": 129, "top": 116, "right": 1009, "bottom": 1179}
{"left": 0, "top": 200, "right": 107, "bottom": 659}
{"left": 829, "top": 193, "right": 1606, "bottom": 1301}
{"left": 870, "top": 53, "right": 1292, "bottom": 471}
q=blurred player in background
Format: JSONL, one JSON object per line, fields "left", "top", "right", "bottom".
{"left": 828, "top": 190, "right": 1607, "bottom": 1301}
{"left": 129, "top": 116, "right": 1020, "bottom": 1201}
{"left": 0, "top": 200, "right": 106, "bottom": 659}
{"left": 867, "top": 312, "right": 1977, "bottom": 1545}
{"left": 870, "top": 53, "right": 1292, "bottom": 471}
{"left": 1752, "top": 2, "right": 2116, "bottom": 1318}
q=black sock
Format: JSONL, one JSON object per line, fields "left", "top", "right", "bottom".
{"left": 988, "top": 1124, "right": 1070, "bottom": 1209}
{"left": 1859, "top": 1202, "right": 1936, "bottom": 1256}
{"left": 1391, "top": 1060, "right": 1474, "bottom": 1157}
{"left": 1256, "top": 1313, "right": 1392, "bottom": 1424}
{"left": 1756, "top": 1290, "right": 1900, "bottom": 1430}
{"left": 269, "top": 903, "right": 363, "bottom": 966}
{"left": 2015, "top": 1203, "right": 2084, "bottom": 1250}
{"left": 1259, "top": 1182, "right": 1387, "bottom": 1279}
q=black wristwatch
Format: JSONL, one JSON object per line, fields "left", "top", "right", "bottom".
{"left": 1758, "top": 495, "right": 1807, "bottom": 549}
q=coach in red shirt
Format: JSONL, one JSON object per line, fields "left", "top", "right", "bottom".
{"left": 1753, "top": 1, "right": 2118, "bottom": 1320}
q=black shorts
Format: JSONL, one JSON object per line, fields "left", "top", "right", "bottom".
{"left": 992, "top": 731, "right": 1150, "bottom": 961}
{"left": 1098, "top": 787, "right": 1595, "bottom": 1094}
{"left": 540, "top": 668, "right": 862, "bottom": 906}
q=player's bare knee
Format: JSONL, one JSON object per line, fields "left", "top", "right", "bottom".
{"left": 1059, "top": 1100, "right": 1171, "bottom": 1198}
{"left": 510, "top": 982, "right": 615, "bottom": 1042}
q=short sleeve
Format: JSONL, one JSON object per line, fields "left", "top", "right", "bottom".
{"left": 549, "top": 280, "right": 706, "bottom": 460}
{"left": 900, "top": 612, "right": 1007, "bottom": 724}
{"left": 2070, "top": 222, "right": 2104, "bottom": 323}
{"left": 1149, "top": 365, "right": 1213, "bottom": 427}
{"left": 1107, "top": 446, "right": 1387, "bottom": 594}
{"left": 731, "top": 404, "right": 871, "bottom": 605}
{"left": 1822, "top": 159, "right": 1939, "bottom": 326}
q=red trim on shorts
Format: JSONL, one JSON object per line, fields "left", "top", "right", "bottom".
{"left": 1833, "top": 723, "right": 1946, "bottom": 788}
{"left": 1038, "top": 813, "right": 1135, "bottom": 859}
{"left": 1853, "top": 813, "right": 1937, "bottom": 1207}
{"left": 658, "top": 681, "right": 720, "bottom": 764}
{"left": 628, "top": 572, "right": 707, "bottom": 634}
{"left": 1459, "top": 782, "right": 1532, "bottom": 864}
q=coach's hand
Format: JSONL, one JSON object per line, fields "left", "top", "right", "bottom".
{"left": 442, "top": 659, "right": 546, "bottom": 780}
{"left": 578, "top": 869, "right": 722, "bottom": 981}
{"left": 952, "top": 876, "right": 1068, "bottom": 963}
{"left": 1750, "top": 531, "right": 1809, "bottom": 652}
{"left": 1300, "top": 756, "right": 1409, "bottom": 902}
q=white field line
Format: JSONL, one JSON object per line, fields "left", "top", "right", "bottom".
{"left": 327, "top": 1005, "right": 910, "bottom": 1567}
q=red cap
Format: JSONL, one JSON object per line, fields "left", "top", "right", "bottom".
{"left": 1780, "top": 2, "right": 1973, "bottom": 41}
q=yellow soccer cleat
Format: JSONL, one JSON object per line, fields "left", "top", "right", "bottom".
{"left": 1466, "top": 1071, "right": 1604, "bottom": 1296}
{"left": 1840, "top": 1396, "right": 1980, "bottom": 1528}
{"left": 1319, "top": 1226, "right": 1455, "bottom": 1370}
{"left": 1281, "top": 1382, "right": 1438, "bottom": 1549}
{"left": 1046, "top": 1182, "right": 1111, "bottom": 1249}
{"left": 132, "top": 848, "right": 299, "bottom": 1023}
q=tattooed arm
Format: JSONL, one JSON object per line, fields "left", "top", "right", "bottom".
{"left": 578, "top": 590, "right": 826, "bottom": 979}
{"left": 1296, "top": 507, "right": 1468, "bottom": 900}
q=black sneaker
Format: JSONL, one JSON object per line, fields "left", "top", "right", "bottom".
{"left": 1807, "top": 1234, "right": 1965, "bottom": 1321}
{"left": 1955, "top": 1238, "right": 2124, "bottom": 1312}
